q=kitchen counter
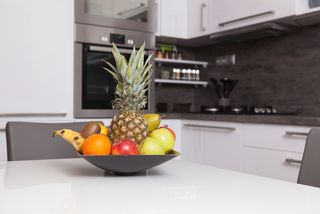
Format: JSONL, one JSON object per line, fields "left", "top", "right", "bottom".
{"left": 162, "top": 113, "right": 320, "bottom": 126}
{"left": 1, "top": 158, "right": 320, "bottom": 214}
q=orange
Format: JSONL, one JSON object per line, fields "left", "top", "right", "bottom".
{"left": 82, "top": 134, "right": 112, "bottom": 155}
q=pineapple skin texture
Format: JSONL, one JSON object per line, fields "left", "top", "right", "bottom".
{"left": 110, "top": 112, "right": 148, "bottom": 145}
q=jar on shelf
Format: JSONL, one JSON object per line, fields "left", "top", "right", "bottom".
{"left": 175, "top": 68, "right": 181, "bottom": 80}
{"left": 195, "top": 69, "right": 200, "bottom": 81}
{"left": 155, "top": 50, "right": 163, "bottom": 59}
{"left": 160, "top": 69, "right": 170, "bottom": 79}
{"left": 164, "top": 51, "right": 170, "bottom": 59}
{"left": 177, "top": 51, "right": 183, "bottom": 60}
{"left": 171, "top": 51, "right": 177, "bottom": 60}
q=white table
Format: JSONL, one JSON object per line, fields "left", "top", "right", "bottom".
{"left": 0, "top": 158, "right": 320, "bottom": 214}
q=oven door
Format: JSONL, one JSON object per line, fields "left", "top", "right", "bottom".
{"left": 75, "top": 0, "right": 157, "bottom": 33}
{"left": 74, "top": 44, "right": 155, "bottom": 118}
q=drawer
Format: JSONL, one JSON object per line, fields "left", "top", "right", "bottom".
{"left": 243, "top": 123, "right": 310, "bottom": 153}
{"left": 243, "top": 146, "right": 303, "bottom": 182}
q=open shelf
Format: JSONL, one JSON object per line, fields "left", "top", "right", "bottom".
{"left": 155, "top": 58, "right": 208, "bottom": 68}
{"left": 154, "top": 79, "right": 208, "bottom": 87}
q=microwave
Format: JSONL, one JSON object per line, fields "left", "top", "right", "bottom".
{"left": 74, "top": 24, "right": 155, "bottom": 118}
{"left": 75, "top": 0, "right": 157, "bottom": 33}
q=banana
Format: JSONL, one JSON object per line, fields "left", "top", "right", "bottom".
{"left": 53, "top": 129, "right": 85, "bottom": 153}
{"left": 99, "top": 123, "right": 108, "bottom": 136}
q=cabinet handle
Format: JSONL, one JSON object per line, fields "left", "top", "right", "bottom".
{"left": 184, "top": 124, "right": 236, "bottom": 131}
{"left": 218, "top": 10, "right": 275, "bottom": 27}
{"left": 200, "top": 3, "right": 207, "bottom": 32}
{"left": 285, "top": 158, "right": 302, "bottom": 164}
{"left": 117, "top": 3, "right": 146, "bottom": 16}
{"left": 0, "top": 113, "right": 67, "bottom": 117}
{"left": 0, "top": 128, "right": 5, "bottom": 132}
{"left": 285, "top": 131, "right": 309, "bottom": 137}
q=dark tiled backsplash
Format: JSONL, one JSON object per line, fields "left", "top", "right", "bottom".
{"left": 155, "top": 24, "right": 320, "bottom": 116}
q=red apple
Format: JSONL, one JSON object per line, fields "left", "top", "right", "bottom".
{"left": 166, "top": 127, "right": 176, "bottom": 140}
{"left": 111, "top": 139, "right": 138, "bottom": 155}
{"left": 159, "top": 125, "right": 176, "bottom": 140}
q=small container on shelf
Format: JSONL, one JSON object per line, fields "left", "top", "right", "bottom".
{"left": 171, "top": 69, "right": 176, "bottom": 80}
{"left": 160, "top": 69, "right": 170, "bottom": 79}
{"left": 174, "top": 68, "right": 181, "bottom": 80}
{"left": 177, "top": 51, "right": 183, "bottom": 60}
{"left": 171, "top": 51, "right": 177, "bottom": 60}
{"left": 195, "top": 69, "right": 200, "bottom": 81}
{"left": 155, "top": 50, "right": 163, "bottom": 59}
{"left": 164, "top": 51, "right": 170, "bottom": 59}
{"left": 187, "top": 69, "right": 192, "bottom": 81}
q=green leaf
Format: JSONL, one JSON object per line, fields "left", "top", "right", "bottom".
{"left": 103, "top": 68, "right": 120, "bottom": 83}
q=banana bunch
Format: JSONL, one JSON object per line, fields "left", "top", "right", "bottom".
{"left": 53, "top": 129, "right": 84, "bottom": 152}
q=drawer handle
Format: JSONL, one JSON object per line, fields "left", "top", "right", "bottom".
{"left": 0, "top": 128, "right": 5, "bottom": 132}
{"left": 184, "top": 124, "right": 236, "bottom": 131}
{"left": 0, "top": 113, "right": 67, "bottom": 117}
{"left": 218, "top": 10, "right": 275, "bottom": 27}
{"left": 285, "top": 158, "right": 302, "bottom": 164}
{"left": 285, "top": 131, "right": 308, "bottom": 137}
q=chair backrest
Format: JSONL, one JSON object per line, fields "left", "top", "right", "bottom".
{"left": 298, "top": 128, "right": 320, "bottom": 188}
{"left": 6, "top": 121, "right": 87, "bottom": 161}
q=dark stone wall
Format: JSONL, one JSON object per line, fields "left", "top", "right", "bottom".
{"left": 194, "top": 24, "right": 320, "bottom": 115}
{"left": 155, "top": 24, "right": 320, "bottom": 115}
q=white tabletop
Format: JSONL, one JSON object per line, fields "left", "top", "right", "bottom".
{"left": 0, "top": 158, "right": 320, "bottom": 214}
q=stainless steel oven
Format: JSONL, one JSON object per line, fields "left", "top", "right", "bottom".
{"left": 75, "top": 0, "right": 157, "bottom": 33}
{"left": 74, "top": 24, "right": 155, "bottom": 118}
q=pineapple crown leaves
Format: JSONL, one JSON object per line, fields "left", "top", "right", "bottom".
{"left": 102, "top": 43, "right": 153, "bottom": 112}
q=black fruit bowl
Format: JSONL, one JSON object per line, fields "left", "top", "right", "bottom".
{"left": 80, "top": 151, "right": 180, "bottom": 175}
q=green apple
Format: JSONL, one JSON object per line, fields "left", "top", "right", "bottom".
{"left": 149, "top": 128, "right": 175, "bottom": 153}
{"left": 143, "top": 114, "right": 161, "bottom": 132}
{"left": 139, "top": 137, "right": 165, "bottom": 155}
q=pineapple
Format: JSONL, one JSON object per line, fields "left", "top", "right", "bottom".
{"left": 103, "top": 43, "right": 153, "bottom": 144}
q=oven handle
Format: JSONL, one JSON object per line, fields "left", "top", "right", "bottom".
{"left": 89, "top": 45, "right": 149, "bottom": 55}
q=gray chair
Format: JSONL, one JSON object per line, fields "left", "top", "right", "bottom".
{"left": 298, "top": 128, "right": 320, "bottom": 188}
{"left": 6, "top": 121, "right": 87, "bottom": 161}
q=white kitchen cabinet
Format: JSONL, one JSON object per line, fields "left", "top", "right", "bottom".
{"left": 296, "top": 0, "right": 320, "bottom": 15}
{"left": 243, "top": 146, "right": 303, "bottom": 182}
{"left": 181, "top": 122, "right": 203, "bottom": 163}
{"left": 0, "top": 128, "right": 7, "bottom": 161}
{"left": 187, "top": 0, "right": 211, "bottom": 38}
{"left": 180, "top": 120, "right": 314, "bottom": 182}
{"left": 182, "top": 120, "right": 242, "bottom": 171}
{"left": 156, "top": 0, "right": 188, "bottom": 39}
{"left": 157, "top": 0, "right": 211, "bottom": 39}
{"left": 242, "top": 123, "right": 310, "bottom": 182}
{"left": 242, "top": 123, "right": 309, "bottom": 153}
{"left": 210, "top": 0, "right": 296, "bottom": 33}
{"left": 0, "top": 0, "right": 74, "bottom": 119}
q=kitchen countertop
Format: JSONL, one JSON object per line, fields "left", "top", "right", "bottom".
{"left": 162, "top": 113, "right": 320, "bottom": 126}
{"left": 1, "top": 158, "right": 320, "bottom": 214}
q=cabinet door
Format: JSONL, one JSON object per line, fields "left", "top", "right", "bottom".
{"left": 210, "top": 0, "right": 296, "bottom": 33}
{"left": 181, "top": 124, "right": 203, "bottom": 164}
{"left": 157, "top": 0, "right": 188, "bottom": 39}
{"left": 243, "top": 123, "right": 309, "bottom": 153}
{"left": 200, "top": 122, "right": 242, "bottom": 171}
{"left": 182, "top": 120, "right": 242, "bottom": 171}
{"left": 296, "top": 0, "right": 320, "bottom": 15}
{"left": 187, "top": 0, "right": 211, "bottom": 38}
{"left": 243, "top": 146, "right": 303, "bottom": 182}
{"left": 0, "top": 0, "right": 73, "bottom": 116}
